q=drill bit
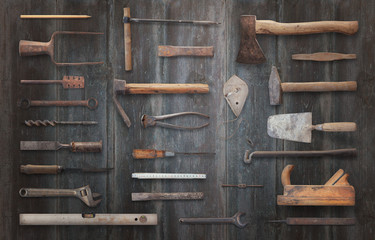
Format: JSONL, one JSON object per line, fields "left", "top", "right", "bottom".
{"left": 25, "top": 120, "right": 98, "bottom": 127}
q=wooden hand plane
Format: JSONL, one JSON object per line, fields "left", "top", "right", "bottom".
{"left": 277, "top": 165, "right": 355, "bottom": 206}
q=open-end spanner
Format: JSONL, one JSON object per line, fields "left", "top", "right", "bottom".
{"left": 18, "top": 98, "right": 98, "bottom": 110}
{"left": 179, "top": 211, "right": 248, "bottom": 228}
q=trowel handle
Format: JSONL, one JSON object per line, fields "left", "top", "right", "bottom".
{"left": 19, "top": 40, "right": 51, "bottom": 56}
{"left": 125, "top": 84, "right": 209, "bottom": 94}
{"left": 256, "top": 20, "right": 358, "bottom": 35}
{"left": 20, "top": 164, "right": 62, "bottom": 174}
{"left": 132, "top": 149, "right": 166, "bottom": 159}
{"left": 124, "top": 8, "right": 132, "bottom": 71}
{"left": 313, "top": 122, "right": 357, "bottom": 132}
{"left": 281, "top": 81, "right": 357, "bottom": 92}
{"left": 70, "top": 141, "right": 102, "bottom": 152}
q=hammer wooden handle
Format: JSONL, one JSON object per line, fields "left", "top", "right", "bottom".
{"left": 292, "top": 52, "right": 357, "bottom": 61}
{"left": 132, "top": 149, "right": 166, "bottom": 159}
{"left": 124, "top": 8, "right": 132, "bottom": 71}
{"left": 158, "top": 46, "right": 214, "bottom": 57}
{"left": 256, "top": 20, "right": 358, "bottom": 35}
{"left": 281, "top": 81, "right": 357, "bottom": 92}
{"left": 313, "top": 122, "right": 357, "bottom": 132}
{"left": 125, "top": 83, "right": 209, "bottom": 94}
{"left": 20, "top": 164, "right": 61, "bottom": 174}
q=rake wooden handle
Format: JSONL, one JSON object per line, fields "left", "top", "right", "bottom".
{"left": 158, "top": 46, "right": 214, "bottom": 57}
{"left": 132, "top": 149, "right": 166, "bottom": 159}
{"left": 292, "top": 52, "right": 357, "bottom": 61}
{"left": 256, "top": 20, "right": 358, "bottom": 35}
{"left": 313, "top": 122, "right": 357, "bottom": 132}
{"left": 124, "top": 8, "right": 132, "bottom": 71}
{"left": 125, "top": 83, "right": 209, "bottom": 94}
{"left": 20, "top": 164, "right": 61, "bottom": 174}
{"left": 281, "top": 81, "right": 357, "bottom": 92}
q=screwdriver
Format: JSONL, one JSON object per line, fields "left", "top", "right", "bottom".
{"left": 132, "top": 149, "right": 216, "bottom": 159}
{"left": 20, "top": 164, "right": 113, "bottom": 175}
{"left": 268, "top": 217, "right": 356, "bottom": 226}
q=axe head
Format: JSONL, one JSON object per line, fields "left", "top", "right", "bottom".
{"left": 269, "top": 66, "right": 282, "bottom": 105}
{"left": 236, "top": 15, "right": 266, "bottom": 64}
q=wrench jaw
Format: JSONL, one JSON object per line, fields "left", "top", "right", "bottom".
{"left": 233, "top": 212, "right": 248, "bottom": 229}
{"left": 77, "top": 185, "right": 102, "bottom": 207}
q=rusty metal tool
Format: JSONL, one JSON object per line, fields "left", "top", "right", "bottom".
{"left": 222, "top": 184, "right": 263, "bottom": 188}
{"left": 20, "top": 140, "right": 102, "bottom": 152}
{"left": 113, "top": 79, "right": 209, "bottom": 127}
{"left": 19, "top": 31, "right": 104, "bottom": 66}
{"left": 292, "top": 52, "right": 357, "bottom": 61}
{"left": 244, "top": 148, "right": 357, "bottom": 164}
{"left": 158, "top": 46, "right": 214, "bottom": 57}
{"left": 20, "top": 164, "right": 112, "bottom": 175}
{"left": 21, "top": 76, "right": 85, "bottom": 89}
{"left": 21, "top": 15, "right": 91, "bottom": 19}
{"left": 25, "top": 120, "right": 98, "bottom": 127}
{"left": 223, "top": 75, "right": 248, "bottom": 117}
{"left": 269, "top": 66, "right": 357, "bottom": 105}
{"left": 268, "top": 217, "right": 356, "bottom": 226}
{"left": 20, "top": 213, "right": 158, "bottom": 225}
{"left": 277, "top": 165, "right": 355, "bottom": 206}
{"left": 19, "top": 185, "right": 102, "bottom": 207}
{"left": 18, "top": 97, "right": 98, "bottom": 110}
{"left": 132, "top": 192, "right": 204, "bottom": 201}
{"left": 236, "top": 16, "right": 358, "bottom": 64}
{"left": 133, "top": 149, "right": 215, "bottom": 159}
{"left": 267, "top": 112, "right": 357, "bottom": 143}
{"left": 132, "top": 173, "right": 206, "bottom": 179}
{"left": 123, "top": 7, "right": 220, "bottom": 71}
{"left": 179, "top": 212, "right": 248, "bottom": 228}
{"left": 141, "top": 112, "right": 209, "bottom": 130}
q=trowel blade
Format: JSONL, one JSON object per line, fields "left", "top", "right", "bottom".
{"left": 20, "top": 141, "right": 61, "bottom": 150}
{"left": 267, "top": 112, "right": 313, "bottom": 143}
{"left": 223, "top": 75, "right": 249, "bottom": 117}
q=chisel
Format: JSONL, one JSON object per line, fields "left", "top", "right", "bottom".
{"left": 20, "top": 164, "right": 112, "bottom": 175}
{"left": 132, "top": 149, "right": 215, "bottom": 159}
{"left": 268, "top": 217, "right": 356, "bottom": 226}
{"left": 20, "top": 141, "right": 102, "bottom": 152}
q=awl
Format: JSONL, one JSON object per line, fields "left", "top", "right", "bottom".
{"left": 268, "top": 217, "right": 356, "bottom": 226}
{"left": 20, "top": 164, "right": 112, "bottom": 175}
{"left": 132, "top": 149, "right": 215, "bottom": 159}
{"left": 20, "top": 141, "right": 102, "bottom": 152}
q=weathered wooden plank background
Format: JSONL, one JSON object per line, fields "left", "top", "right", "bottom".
{"left": 1, "top": 0, "right": 374, "bottom": 239}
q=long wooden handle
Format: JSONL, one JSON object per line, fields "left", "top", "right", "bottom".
{"left": 124, "top": 8, "right": 132, "bottom": 71}
{"left": 256, "top": 20, "right": 358, "bottom": 35}
{"left": 251, "top": 149, "right": 357, "bottom": 158}
{"left": 158, "top": 46, "right": 214, "bottom": 57}
{"left": 20, "top": 164, "right": 61, "bottom": 174}
{"left": 132, "top": 149, "right": 166, "bottom": 159}
{"left": 313, "top": 122, "right": 357, "bottom": 132}
{"left": 132, "top": 192, "right": 204, "bottom": 201}
{"left": 125, "top": 83, "right": 209, "bottom": 94}
{"left": 281, "top": 81, "right": 357, "bottom": 92}
{"left": 292, "top": 52, "right": 357, "bottom": 61}
{"left": 70, "top": 141, "right": 102, "bottom": 152}
{"left": 286, "top": 218, "right": 356, "bottom": 225}
{"left": 21, "top": 15, "right": 91, "bottom": 19}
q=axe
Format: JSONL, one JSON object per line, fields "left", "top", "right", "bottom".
{"left": 237, "top": 16, "right": 358, "bottom": 64}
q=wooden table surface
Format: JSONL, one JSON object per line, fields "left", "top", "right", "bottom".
{"left": 1, "top": 0, "right": 374, "bottom": 239}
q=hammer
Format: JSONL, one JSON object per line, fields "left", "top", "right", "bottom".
{"left": 237, "top": 16, "right": 358, "bottom": 64}
{"left": 269, "top": 66, "right": 357, "bottom": 105}
{"left": 113, "top": 79, "right": 209, "bottom": 127}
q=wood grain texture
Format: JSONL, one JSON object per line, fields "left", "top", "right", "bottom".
{"left": 158, "top": 46, "right": 214, "bottom": 57}
{"left": 132, "top": 192, "right": 204, "bottom": 201}
{"left": 292, "top": 52, "right": 357, "bottom": 61}
{"left": 281, "top": 81, "right": 357, "bottom": 92}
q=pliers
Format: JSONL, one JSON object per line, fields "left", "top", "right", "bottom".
{"left": 141, "top": 112, "right": 210, "bottom": 130}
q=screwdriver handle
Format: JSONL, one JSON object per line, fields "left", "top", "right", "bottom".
{"left": 20, "top": 164, "right": 62, "bottom": 174}
{"left": 70, "top": 141, "right": 102, "bottom": 152}
{"left": 132, "top": 149, "right": 166, "bottom": 159}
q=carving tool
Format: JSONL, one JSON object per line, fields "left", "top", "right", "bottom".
{"left": 236, "top": 15, "right": 358, "bottom": 64}
{"left": 123, "top": 7, "right": 220, "bottom": 71}
{"left": 19, "top": 31, "right": 104, "bottom": 66}
{"left": 18, "top": 98, "right": 98, "bottom": 110}
{"left": 132, "top": 173, "right": 206, "bottom": 179}
{"left": 267, "top": 112, "right": 356, "bottom": 143}
{"left": 268, "top": 217, "right": 356, "bottom": 226}
{"left": 25, "top": 120, "right": 98, "bottom": 127}
{"left": 141, "top": 112, "right": 210, "bottom": 130}
{"left": 20, "top": 141, "right": 102, "bottom": 152}
{"left": 179, "top": 212, "right": 248, "bottom": 229}
{"left": 133, "top": 149, "right": 215, "bottom": 159}
{"left": 21, "top": 76, "right": 85, "bottom": 89}
{"left": 292, "top": 52, "right": 357, "bottom": 61}
{"left": 113, "top": 79, "right": 209, "bottom": 127}
{"left": 269, "top": 66, "right": 357, "bottom": 105}
{"left": 221, "top": 184, "right": 263, "bottom": 189}
{"left": 20, "top": 213, "right": 158, "bottom": 225}
{"left": 21, "top": 15, "right": 91, "bottom": 19}
{"left": 20, "top": 164, "right": 112, "bottom": 175}
{"left": 244, "top": 148, "right": 357, "bottom": 164}
{"left": 223, "top": 75, "right": 248, "bottom": 117}
{"left": 158, "top": 46, "right": 214, "bottom": 57}
{"left": 132, "top": 192, "right": 204, "bottom": 201}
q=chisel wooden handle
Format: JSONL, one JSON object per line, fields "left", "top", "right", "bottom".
{"left": 20, "top": 164, "right": 62, "bottom": 174}
{"left": 124, "top": 8, "right": 132, "bottom": 71}
{"left": 256, "top": 20, "right": 358, "bottom": 35}
{"left": 313, "top": 122, "right": 357, "bottom": 132}
{"left": 292, "top": 52, "right": 357, "bottom": 61}
{"left": 281, "top": 81, "right": 357, "bottom": 92}
{"left": 70, "top": 141, "right": 102, "bottom": 152}
{"left": 19, "top": 40, "right": 52, "bottom": 56}
{"left": 285, "top": 217, "right": 356, "bottom": 225}
{"left": 132, "top": 149, "right": 166, "bottom": 159}
{"left": 158, "top": 46, "right": 214, "bottom": 57}
{"left": 125, "top": 83, "right": 209, "bottom": 94}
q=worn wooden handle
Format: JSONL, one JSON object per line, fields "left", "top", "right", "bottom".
{"left": 158, "top": 46, "right": 214, "bottom": 57}
{"left": 19, "top": 40, "right": 51, "bottom": 56}
{"left": 125, "top": 83, "right": 209, "bottom": 94}
{"left": 286, "top": 218, "right": 356, "bottom": 225}
{"left": 71, "top": 141, "right": 102, "bottom": 152}
{"left": 132, "top": 149, "right": 165, "bottom": 159}
{"left": 132, "top": 192, "right": 204, "bottom": 201}
{"left": 281, "top": 81, "right": 357, "bottom": 92}
{"left": 313, "top": 122, "right": 357, "bottom": 132}
{"left": 124, "top": 8, "right": 132, "bottom": 71}
{"left": 20, "top": 164, "right": 60, "bottom": 174}
{"left": 292, "top": 52, "right": 357, "bottom": 61}
{"left": 20, "top": 15, "right": 91, "bottom": 19}
{"left": 256, "top": 20, "right": 358, "bottom": 35}
{"left": 324, "top": 169, "right": 344, "bottom": 185}
{"left": 281, "top": 165, "right": 294, "bottom": 187}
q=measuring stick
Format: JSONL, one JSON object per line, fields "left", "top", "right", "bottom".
{"left": 132, "top": 173, "right": 206, "bottom": 179}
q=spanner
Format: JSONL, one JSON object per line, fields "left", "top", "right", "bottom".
{"left": 179, "top": 211, "right": 248, "bottom": 228}
{"left": 18, "top": 98, "right": 98, "bottom": 110}
{"left": 19, "top": 185, "right": 102, "bottom": 207}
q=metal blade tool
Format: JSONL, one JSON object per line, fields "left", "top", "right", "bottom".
{"left": 20, "top": 141, "right": 102, "bottom": 152}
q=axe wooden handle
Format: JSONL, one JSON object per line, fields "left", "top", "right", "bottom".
{"left": 281, "top": 81, "right": 357, "bottom": 92}
{"left": 292, "top": 52, "right": 357, "bottom": 61}
{"left": 158, "top": 46, "right": 214, "bottom": 57}
{"left": 256, "top": 20, "right": 358, "bottom": 35}
{"left": 125, "top": 83, "right": 209, "bottom": 94}
{"left": 132, "top": 149, "right": 165, "bottom": 159}
{"left": 124, "top": 8, "right": 132, "bottom": 71}
{"left": 313, "top": 122, "right": 357, "bottom": 132}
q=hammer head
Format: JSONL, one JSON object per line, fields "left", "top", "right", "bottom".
{"left": 113, "top": 79, "right": 127, "bottom": 95}
{"left": 236, "top": 15, "right": 266, "bottom": 64}
{"left": 269, "top": 66, "right": 282, "bottom": 105}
